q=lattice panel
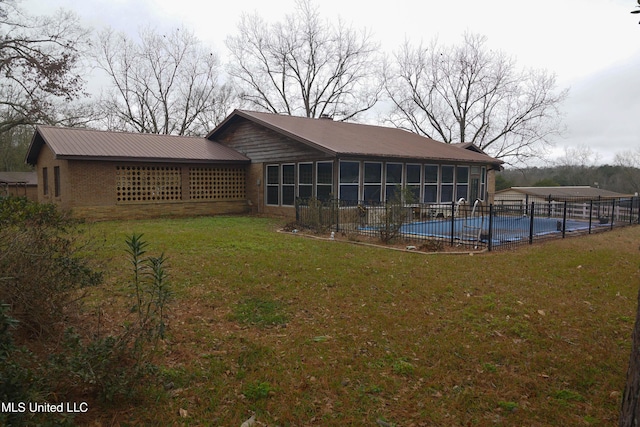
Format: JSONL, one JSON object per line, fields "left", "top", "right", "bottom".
{"left": 189, "top": 167, "right": 246, "bottom": 200}
{"left": 116, "top": 165, "right": 182, "bottom": 203}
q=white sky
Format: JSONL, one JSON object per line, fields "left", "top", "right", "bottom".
{"left": 19, "top": 0, "right": 640, "bottom": 165}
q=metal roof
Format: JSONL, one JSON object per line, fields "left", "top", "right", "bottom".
{"left": 0, "top": 171, "right": 37, "bottom": 185}
{"left": 496, "top": 186, "right": 632, "bottom": 199}
{"left": 208, "top": 110, "right": 503, "bottom": 165}
{"left": 26, "top": 126, "right": 250, "bottom": 165}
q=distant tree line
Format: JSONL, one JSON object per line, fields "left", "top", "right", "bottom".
{"left": 497, "top": 163, "right": 640, "bottom": 195}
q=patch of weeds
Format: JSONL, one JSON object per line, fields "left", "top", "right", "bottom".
{"left": 242, "top": 381, "right": 273, "bottom": 400}
{"left": 392, "top": 358, "right": 415, "bottom": 376}
{"left": 552, "top": 389, "right": 585, "bottom": 405}
{"left": 509, "top": 321, "right": 533, "bottom": 340}
{"left": 230, "top": 297, "right": 288, "bottom": 327}
{"left": 482, "top": 293, "right": 496, "bottom": 310}
{"left": 362, "top": 384, "right": 383, "bottom": 394}
{"left": 498, "top": 401, "right": 518, "bottom": 412}
{"left": 482, "top": 362, "right": 498, "bottom": 373}
{"left": 583, "top": 415, "right": 598, "bottom": 424}
{"left": 419, "top": 239, "right": 444, "bottom": 252}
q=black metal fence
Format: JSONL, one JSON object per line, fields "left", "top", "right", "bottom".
{"left": 295, "top": 196, "right": 640, "bottom": 251}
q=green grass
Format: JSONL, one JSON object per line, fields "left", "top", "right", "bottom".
{"left": 73, "top": 215, "right": 640, "bottom": 426}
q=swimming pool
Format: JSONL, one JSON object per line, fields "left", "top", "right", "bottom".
{"left": 398, "top": 215, "right": 604, "bottom": 246}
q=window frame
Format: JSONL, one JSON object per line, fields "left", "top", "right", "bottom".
{"left": 440, "top": 165, "right": 455, "bottom": 203}
{"left": 281, "top": 163, "right": 296, "bottom": 206}
{"left": 423, "top": 164, "right": 439, "bottom": 203}
{"left": 339, "top": 160, "right": 360, "bottom": 202}
{"left": 385, "top": 162, "right": 403, "bottom": 202}
{"left": 363, "top": 161, "right": 382, "bottom": 203}
{"left": 265, "top": 164, "right": 280, "bottom": 206}
{"left": 298, "top": 162, "right": 313, "bottom": 200}
{"left": 316, "top": 161, "right": 333, "bottom": 201}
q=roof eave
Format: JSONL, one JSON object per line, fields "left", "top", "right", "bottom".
{"left": 56, "top": 155, "right": 251, "bottom": 164}
{"left": 25, "top": 128, "right": 45, "bottom": 166}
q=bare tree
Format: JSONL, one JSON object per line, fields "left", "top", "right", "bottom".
{"left": 383, "top": 33, "right": 568, "bottom": 164}
{"left": 225, "top": 0, "right": 382, "bottom": 121}
{"left": 95, "top": 26, "right": 235, "bottom": 136}
{"left": 615, "top": 148, "right": 640, "bottom": 194}
{"left": 0, "top": 0, "right": 90, "bottom": 134}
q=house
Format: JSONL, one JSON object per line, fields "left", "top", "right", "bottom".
{"left": 495, "top": 186, "right": 632, "bottom": 204}
{"left": 25, "top": 126, "right": 251, "bottom": 220}
{"left": 0, "top": 171, "right": 38, "bottom": 200}
{"left": 25, "top": 110, "right": 503, "bottom": 220}
{"left": 207, "top": 110, "right": 503, "bottom": 217}
{"left": 494, "top": 186, "right": 637, "bottom": 223}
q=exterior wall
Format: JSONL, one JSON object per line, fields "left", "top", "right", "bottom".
{"left": 71, "top": 200, "right": 248, "bottom": 221}
{"left": 216, "top": 120, "right": 328, "bottom": 163}
{"left": 37, "top": 144, "right": 67, "bottom": 206}
{"left": 486, "top": 168, "right": 497, "bottom": 203}
{"left": 245, "top": 163, "right": 263, "bottom": 214}
{"left": 1, "top": 183, "right": 37, "bottom": 200}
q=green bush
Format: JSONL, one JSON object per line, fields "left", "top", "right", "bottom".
{"left": 0, "top": 197, "right": 102, "bottom": 336}
{"left": 0, "top": 198, "right": 173, "bottom": 414}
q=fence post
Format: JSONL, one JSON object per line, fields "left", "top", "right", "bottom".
{"left": 588, "top": 200, "right": 593, "bottom": 234}
{"left": 450, "top": 201, "right": 455, "bottom": 247}
{"left": 529, "top": 202, "right": 535, "bottom": 245}
{"left": 295, "top": 198, "right": 300, "bottom": 222}
{"left": 334, "top": 199, "right": 339, "bottom": 232}
{"left": 488, "top": 204, "right": 494, "bottom": 252}
{"left": 562, "top": 201, "right": 567, "bottom": 238}
{"left": 611, "top": 199, "right": 616, "bottom": 230}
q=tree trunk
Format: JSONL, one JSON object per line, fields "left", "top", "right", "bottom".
{"left": 620, "top": 286, "right": 640, "bottom": 426}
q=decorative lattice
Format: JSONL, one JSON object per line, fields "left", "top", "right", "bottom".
{"left": 189, "top": 167, "right": 246, "bottom": 200}
{"left": 116, "top": 165, "right": 182, "bottom": 203}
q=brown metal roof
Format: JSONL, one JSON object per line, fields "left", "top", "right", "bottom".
{"left": 26, "top": 126, "right": 250, "bottom": 165}
{"left": 0, "top": 171, "right": 37, "bottom": 185}
{"left": 208, "top": 110, "right": 503, "bottom": 165}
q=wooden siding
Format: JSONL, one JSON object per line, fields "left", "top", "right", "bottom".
{"left": 216, "top": 120, "right": 331, "bottom": 163}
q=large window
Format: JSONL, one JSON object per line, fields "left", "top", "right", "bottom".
{"left": 424, "top": 165, "right": 438, "bottom": 203}
{"left": 316, "top": 162, "right": 333, "bottom": 200}
{"left": 298, "top": 163, "right": 313, "bottom": 200}
{"left": 440, "top": 165, "right": 454, "bottom": 203}
{"left": 282, "top": 164, "right": 295, "bottom": 206}
{"left": 406, "top": 164, "right": 421, "bottom": 203}
{"left": 456, "top": 166, "right": 469, "bottom": 201}
{"left": 339, "top": 161, "right": 359, "bottom": 202}
{"left": 363, "top": 162, "right": 382, "bottom": 203}
{"left": 385, "top": 163, "right": 403, "bottom": 201}
{"left": 266, "top": 165, "right": 279, "bottom": 205}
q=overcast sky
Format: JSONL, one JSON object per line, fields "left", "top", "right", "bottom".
{"left": 20, "top": 0, "right": 640, "bottom": 166}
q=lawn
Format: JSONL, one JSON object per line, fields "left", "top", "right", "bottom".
{"left": 77, "top": 215, "right": 639, "bottom": 426}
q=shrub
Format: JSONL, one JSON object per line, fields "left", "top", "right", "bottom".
{"left": 51, "top": 234, "right": 172, "bottom": 402}
{"left": 0, "top": 197, "right": 102, "bottom": 336}
{"left": 0, "top": 199, "right": 174, "bottom": 411}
